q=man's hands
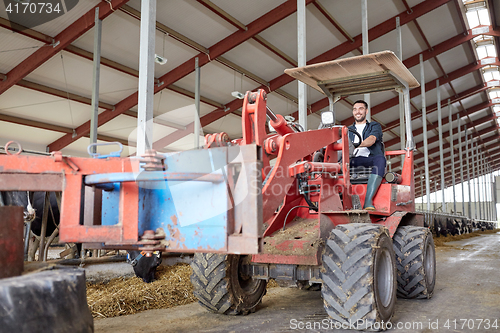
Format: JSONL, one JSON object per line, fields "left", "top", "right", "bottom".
{"left": 352, "top": 135, "right": 377, "bottom": 157}
{"left": 358, "top": 135, "right": 377, "bottom": 148}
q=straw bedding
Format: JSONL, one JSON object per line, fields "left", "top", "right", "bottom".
{"left": 87, "top": 263, "right": 278, "bottom": 319}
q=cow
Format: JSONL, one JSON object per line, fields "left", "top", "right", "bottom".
{"left": 30, "top": 192, "right": 60, "bottom": 238}
{"left": 0, "top": 191, "right": 59, "bottom": 237}
{"left": 2, "top": 191, "right": 162, "bottom": 282}
{"left": 1, "top": 191, "right": 63, "bottom": 260}
{"left": 127, "top": 250, "right": 162, "bottom": 283}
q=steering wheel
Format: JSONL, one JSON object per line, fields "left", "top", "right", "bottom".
{"left": 348, "top": 128, "right": 362, "bottom": 148}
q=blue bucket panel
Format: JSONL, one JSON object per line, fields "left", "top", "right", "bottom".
{"left": 101, "top": 147, "right": 230, "bottom": 251}
{"left": 101, "top": 183, "right": 120, "bottom": 226}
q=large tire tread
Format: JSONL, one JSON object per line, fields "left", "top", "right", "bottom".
{"left": 393, "top": 226, "right": 436, "bottom": 299}
{"left": 321, "top": 224, "right": 396, "bottom": 330}
{"left": 191, "top": 253, "right": 232, "bottom": 314}
{"left": 190, "top": 253, "right": 266, "bottom": 315}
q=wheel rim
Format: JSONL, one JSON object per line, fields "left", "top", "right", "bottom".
{"left": 237, "top": 256, "right": 262, "bottom": 295}
{"left": 376, "top": 247, "right": 393, "bottom": 308}
{"left": 425, "top": 238, "right": 435, "bottom": 284}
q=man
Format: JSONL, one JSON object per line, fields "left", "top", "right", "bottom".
{"left": 348, "top": 100, "right": 386, "bottom": 210}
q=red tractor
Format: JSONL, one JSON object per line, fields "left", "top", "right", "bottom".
{"left": 190, "top": 51, "right": 436, "bottom": 330}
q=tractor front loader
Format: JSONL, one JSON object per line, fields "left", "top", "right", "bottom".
{"left": 0, "top": 51, "right": 435, "bottom": 331}
{"left": 190, "top": 51, "right": 436, "bottom": 330}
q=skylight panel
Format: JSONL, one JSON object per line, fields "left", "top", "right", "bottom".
{"left": 488, "top": 90, "right": 500, "bottom": 99}
{"left": 477, "top": 8, "right": 491, "bottom": 26}
{"left": 486, "top": 44, "right": 497, "bottom": 57}
{"left": 484, "top": 71, "right": 493, "bottom": 81}
{"left": 477, "top": 45, "right": 488, "bottom": 59}
{"left": 466, "top": 11, "right": 480, "bottom": 27}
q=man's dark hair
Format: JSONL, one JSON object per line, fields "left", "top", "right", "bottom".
{"left": 353, "top": 100, "right": 368, "bottom": 109}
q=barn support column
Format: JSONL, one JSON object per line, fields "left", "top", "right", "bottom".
{"left": 481, "top": 151, "right": 487, "bottom": 220}
{"left": 482, "top": 150, "right": 487, "bottom": 220}
{"left": 90, "top": 7, "right": 102, "bottom": 154}
{"left": 473, "top": 142, "right": 478, "bottom": 219}
{"left": 437, "top": 79, "right": 446, "bottom": 211}
{"left": 458, "top": 114, "right": 464, "bottom": 216}
{"left": 492, "top": 167, "right": 498, "bottom": 221}
{"left": 420, "top": 54, "right": 431, "bottom": 211}
{"left": 448, "top": 100, "right": 456, "bottom": 213}
{"left": 483, "top": 156, "right": 488, "bottom": 220}
{"left": 297, "top": 0, "right": 307, "bottom": 130}
{"left": 194, "top": 57, "right": 201, "bottom": 149}
{"left": 488, "top": 162, "right": 491, "bottom": 220}
{"left": 490, "top": 164, "right": 496, "bottom": 220}
{"left": 488, "top": 163, "right": 493, "bottom": 220}
{"left": 484, "top": 153, "right": 487, "bottom": 219}
{"left": 434, "top": 180, "right": 438, "bottom": 212}
{"left": 137, "top": 0, "right": 157, "bottom": 156}
{"left": 362, "top": 0, "right": 370, "bottom": 122}
{"left": 466, "top": 128, "right": 472, "bottom": 219}
{"left": 420, "top": 171, "right": 424, "bottom": 208}
{"left": 475, "top": 143, "right": 481, "bottom": 219}
{"left": 397, "top": 17, "right": 405, "bottom": 167}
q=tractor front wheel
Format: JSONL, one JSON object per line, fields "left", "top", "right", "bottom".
{"left": 190, "top": 253, "right": 267, "bottom": 315}
{"left": 321, "top": 224, "right": 397, "bottom": 330}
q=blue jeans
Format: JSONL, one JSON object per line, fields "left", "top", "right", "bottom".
{"left": 350, "top": 155, "right": 386, "bottom": 177}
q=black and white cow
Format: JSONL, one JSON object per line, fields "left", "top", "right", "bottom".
{"left": 2, "top": 191, "right": 162, "bottom": 281}
{"left": 127, "top": 250, "right": 162, "bottom": 283}
{"left": 0, "top": 191, "right": 59, "bottom": 237}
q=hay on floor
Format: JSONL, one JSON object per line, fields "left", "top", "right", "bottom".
{"left": 86, "top": 230, "right": 498, "bottom": 319}
{"left": 434, "top": 229, "right": 499, "bottom": 247}
{"left": 86, "top": 263, "right": 196, "bottom": 319}
{"left": 86, "top": 262, "right": 279, "bottom": 319}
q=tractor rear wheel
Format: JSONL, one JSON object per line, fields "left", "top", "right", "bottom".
{"left": 393, "top": 226, "right": 436, "bottom": 299}
{"left": 321, "top": 224, "right": 397, "bottom": 330}
{"left": 190, "top": 253, "right": 267, "bottom": 315}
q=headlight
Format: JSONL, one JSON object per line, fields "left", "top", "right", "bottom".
{"left": 321, "top": 111, "right": 335, "bottom": 125}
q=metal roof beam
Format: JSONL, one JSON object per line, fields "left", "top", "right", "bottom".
{"left": 277, "top": 31, "right": 498, "bottom": 123}
{"left": 48, "top": 0, "right": 307, "bottom": 151}
{"left": 120, "top": 3, "right": 294, "bottom": 100}
{"left": 291, "top": 60, "right": 493, "bottom": 125}
{"left": 413, "top": 144, "right": 500, "bottom": 194}
{"left": 383, "top": 81, "right": 490, "bottom": 132}
{"left": 184, "top": 0, "right": 452, "bottom": 144}
{"left": 392, "top": 118, "right": 499, "bottom": 169}
{"left": 197, "top": 0, "right": 298, "bottom": 66}
{"left": 4, "top": 76, "right": 188, "bottom": 131}
{"left": 0, "top": 111, "right": 131, "bottom": 147}
{"left": 415, "top": 145, "right": 500, "bottom": 194}
{"left": 385, "top": 98, "right": 493, "bottom": 147}
{"left": 415, "top": 149, "right": 500, "bottom": 191}
{"left": 392, "top": 115, "right": 499, "bottom": 175}
{"left": 311, "top": 0, "right": 364, "bottom": 56}
{"left": 0, "top": 21, "right": 224, "bottom": 109}
{"left": 0, "top": 0, "right": 130, "bottom": 96}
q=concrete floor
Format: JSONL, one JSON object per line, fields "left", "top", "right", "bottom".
{"left": 95, "top": 232, "right": 500, "bottom": 333}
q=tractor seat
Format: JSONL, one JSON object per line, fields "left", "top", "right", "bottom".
{"left": 349, "top": 166, "right": 373, "bottom": 184}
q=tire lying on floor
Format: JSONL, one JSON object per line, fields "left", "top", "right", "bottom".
{"left": 321, "top": 224, "right": 397, "bottom": 330}
{"left": 392, "top": 226, "right": 436, "bottom": 299}
{"left": 0, "top": 266, "right": 93, "bottom": 333}
{"left": 190, "top": 253, "right": 267, "bottom": 315}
